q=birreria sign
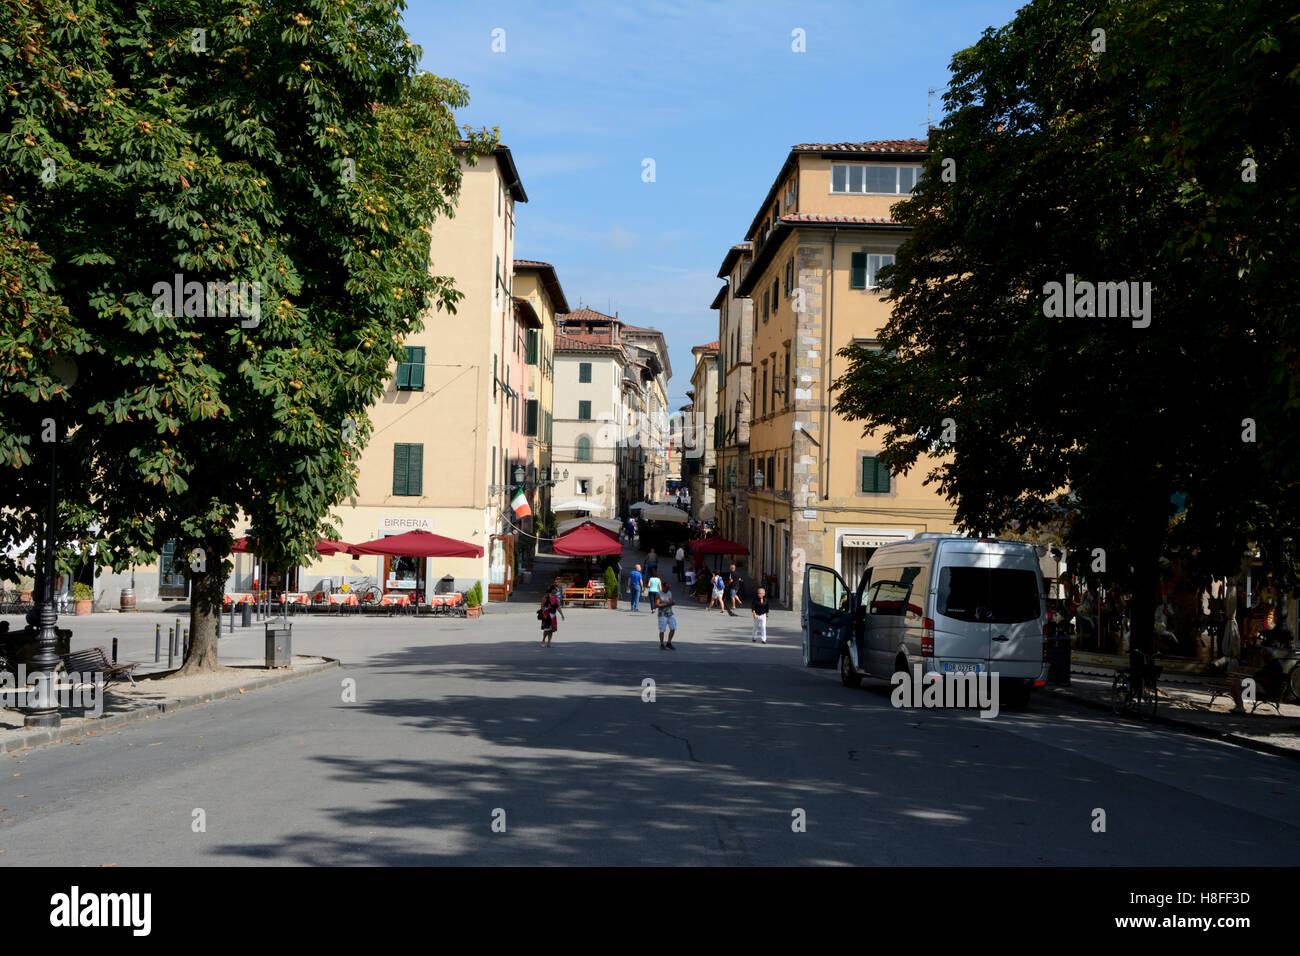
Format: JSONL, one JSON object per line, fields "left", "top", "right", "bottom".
{"left": 891, "top": 664, "right": 1000, "bottom": 719}
{"left": 0, "top": 666, "right": 103, "bottom": 717}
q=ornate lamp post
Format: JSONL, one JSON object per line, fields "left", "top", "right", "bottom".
{"left": 24, "top": 419, "right": 62, "bottom": 728}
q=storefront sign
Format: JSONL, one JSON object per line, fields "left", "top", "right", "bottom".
{"left": 841, "top": 534, "right": 906, "bottom": 549}
{"left": 379, "top": 515, "right": 432, "bottom": 534}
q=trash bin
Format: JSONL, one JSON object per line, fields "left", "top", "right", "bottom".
{"left": 1047, "top": 633, "right": 1071, "bottom": 685}
{"left": 265, "top": 623, "right": 291, "bottom": 668}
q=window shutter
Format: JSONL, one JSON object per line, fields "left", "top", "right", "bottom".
{"left": 393, "top": 445, "right": 408, "bottom": 495}
{"left": 408, "top": 347, "right": 425, "bottom": 389}
{"left": 526, "top": 399, "right": 538, "bottom": 436}
{"left": 579, "top": 400, "right": 591, "bottom": 420}
{"left": 396, "top": 351, "right": 411, "bottom": 389}
{"left": 862, "top": 456, "right": 890, "bottom": 493}
{"left": 851, "top": 252, "right": 867, "bottom": 289}
{"left": 408, "top": 444, "right": 423, "bottom": 495}
{"left": 526, "top": 330, "right": 538, "bottom": 365}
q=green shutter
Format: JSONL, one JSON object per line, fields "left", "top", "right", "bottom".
{"left": 396, "top": 354, "right": 410, "bottom": 389}
{"left": 526, "top": 330, "right": 538, "bottom": 365}
{"left": 851, "top": 252, "right": 867, "bottom": 289}
{"left": 393, "top": 444, "right": 408, "bottom": 495}
{"left": 526, "top": 399, "right": 538, "bottom": 436}
{"left": 408, "top": 347, "right": 424, "bottom": 389}
{"left": 579, "top": 400, "right": 591, "bottom": 420}
{"left": 408, "top": 443, "right": 423, "bottom": 495}
{"left": 862, "top": 456, "right": 890, "bottom": 493}
{"left": 579, "top": 362, "right": 591, "bottom": 383}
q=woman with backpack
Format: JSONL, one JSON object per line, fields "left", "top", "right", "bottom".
{"left": 539, "top": 583, "right": 564, "bottom": 647}
{"left": 707, "top": 569, "right": 726, "bottom": 614}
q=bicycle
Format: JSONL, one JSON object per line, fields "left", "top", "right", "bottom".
{"left": 1111, "top": 650, "right": 1162, "bottom": 720}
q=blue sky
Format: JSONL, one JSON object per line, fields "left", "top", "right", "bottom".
{"left": 405, "top": 0, "right": 1024, "bottom": 408}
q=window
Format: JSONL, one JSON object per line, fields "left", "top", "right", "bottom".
{"left": 578, "top": 400, "right": 592, "bottom": 420}
{"left": 771, "top": 278, "right": 778, "bottom": 312}
{"left": 579, "top": 362, "right": 592, "bottom": 383}
{"left": 784, "top": 258, "right": 793, "bottom": 296}
{"left": 867, "top": 567, "right": 923, "bottom": 619}
{"left": 861, "top": 455, "right": 890, "bottom": 493}
{"left": 784, "top": 350, "right": 791, "bottom": 407}
{"left": 576, "top": 435, "right": 592, "bottom": 461}
{"left": 831, "top": 163, "right": 922, "bottom": 194}
{"left": 761, "top": 367, "right": 767, "bottom": 416}
{"left": 526, "top": 329, "right": 538, "bottom": 365}
{"left": 396, "top": 346, "right": 425, "bottom": 390}
{"left": 767, "top": 456, "right": 774, "bottom": 490}
{"left": 937, "top": 567, "right": 1040, "bottom": 624}
{"left": 850, "top": 252, "right": 895, "bottom": 289}
{"left": 762, "top": 290, "right": 769, "bottom": 322}
{"left": 526, "top": 399, "right": 538, "bottom": 436}
{"left": 392, "top": 443, "right": 423, "bottom": 496}
{"left": 576, "top": 478, "right": 591, "bottom": 495}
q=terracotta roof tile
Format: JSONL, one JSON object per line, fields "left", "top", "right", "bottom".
{"left": 780, "top": 213, "right": 902, "bottom": 226}
{"left": 557, "top": 307, "right": 619, "bottom": 324}
{"left": 555, "top": 332, "right": 622, "bottom": 354}
{"left": 793, "top": 139, "right": 930, "bottom": 154}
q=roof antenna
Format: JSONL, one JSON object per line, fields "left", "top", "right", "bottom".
{"left": 926, "top": 87, "right": 938, "bottom": 132}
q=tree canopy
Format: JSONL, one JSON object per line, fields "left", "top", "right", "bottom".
{"left": 1, "top": 0, "right": 491, "bottom": 670}
{"left": 833, "top": 0, "right": 1299, "bottom": 649}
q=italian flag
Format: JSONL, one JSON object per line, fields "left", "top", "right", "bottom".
{"left": 511, "top": 488, "right": 532, "bottom": 518}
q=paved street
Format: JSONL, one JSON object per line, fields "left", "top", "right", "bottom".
{"left": 1, "top": 599, "right": 1297, "bottom": 865}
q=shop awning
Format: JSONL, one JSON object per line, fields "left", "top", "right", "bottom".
{"left": 349, "top": 529, "right": 483, "bottom": 558}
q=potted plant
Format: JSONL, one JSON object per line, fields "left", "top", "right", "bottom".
{"left": 72, "top": 582, "right": 93, "bottom": 616}
{"left": 465, "top": 581, "right": 483, "bottom": 619}
{"left": 604, "top": 566, "right": 619, "bottom": 609}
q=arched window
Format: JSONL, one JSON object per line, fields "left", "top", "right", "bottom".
{"left": 576, "top": 436, "right": 592, "bottom": 462}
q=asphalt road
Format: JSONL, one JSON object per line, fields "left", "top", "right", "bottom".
{"left": 1, "top": 599, "right": 1297, "bottom": 865}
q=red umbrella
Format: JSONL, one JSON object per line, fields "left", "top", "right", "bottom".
{"left": 690, "top": 537, "right": 749, "bottom": 555}
{"left": 552, "top": 523, "right": 623, "bottom": 556}
{"left": 314, "top": 538, "right": 353, "bottom": 556}
{"left": 349, "top": 528, "right": 483, "bottom": 558}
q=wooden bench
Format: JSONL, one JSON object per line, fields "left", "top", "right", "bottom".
{"left": 1205, "top": 677, "right": 1283, "bottom": 715}
{"left": 62, "top": 646, "right": 139, "bottom": 686}
{"left": 562, "top": 586, "right": 606, "bottom": 608}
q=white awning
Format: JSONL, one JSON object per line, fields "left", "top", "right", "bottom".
{"left": 551, "top": 499, "right": 607, "bottom": 514}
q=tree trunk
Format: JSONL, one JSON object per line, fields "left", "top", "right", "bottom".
{"left": 176, "top": 548, "right": 225, "bottom": 675}
{"left": 1126, "top": 512, "right": 1166, "bottom": 668}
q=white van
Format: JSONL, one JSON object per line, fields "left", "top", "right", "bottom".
{"left": 801, "top": 535, "right": 1047, "bottom": 708}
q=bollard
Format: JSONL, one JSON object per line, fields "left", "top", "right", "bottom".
{"left": 167, "top": 627, "right": 175, "bottom": 668}
{"left": 183, "top": 627, "right": 189, "bottom": 658}
{"left": 242, "top": 602, "right": 252, "bottom": 628}
{"left": 155, "top": 623, "right": 161, "bottom": 663}
{"left": 112, "top": 637, "right": 118, "bottom": 664}
{"left": 174, "top": 618, "right": 181, "bottom": 653}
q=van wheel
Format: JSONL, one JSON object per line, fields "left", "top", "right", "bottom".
{"left": 893, "top": 655, "right": 909, "bottom": 681}
{"left": 840, "top": 654, "right": 862, "bottom": 688}
{"left": 1003, "top": 683, "right": 1032, "bottom": 711}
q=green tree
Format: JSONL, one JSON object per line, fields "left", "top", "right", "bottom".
{"left": 833, "top": 0, "right": 1298, "bottom": 656}
{"left": 1, "top": 0, "right": 492, "bottom": 672}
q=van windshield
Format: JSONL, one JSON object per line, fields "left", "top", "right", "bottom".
{"left": 937, "top": 567, "right": 1040, "bottom": 624}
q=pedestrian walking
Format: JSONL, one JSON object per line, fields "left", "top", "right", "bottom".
{"left": 646, "top": 570, "right": 662, "bottom": 609}
{"left": 751, "top": 587, "right": 769, "bottom": 643}
{"left": 674, "top": 545, "right": 686, "bottom": 582}
{"left": 627, "top": 564, "right": 644, "bottom": 612}
{"left": 657, "top": 583, "right": 678, "bottom": 649}
{"left": 724, "top": 563, "right": 740, "bottom": 616}
{"left": 707, "top": 569, "right": 726, "bottom": 613}
{"left": 539, "top": 584, "right": 564, "bottom": 647}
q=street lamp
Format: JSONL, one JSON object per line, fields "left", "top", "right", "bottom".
{"left": 514, "top": 465, "right": 526, "bottom": 485}
{"left": 24, "top": 419, "right": 62, "bottom": 728}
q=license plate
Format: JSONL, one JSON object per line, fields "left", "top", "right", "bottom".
{"left": 943, "top": 662, "right": 981, "bottom": 673}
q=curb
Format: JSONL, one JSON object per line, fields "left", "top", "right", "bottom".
{"left": 1, "top": 657, "right": 341, "bottom": 753}
{"left": 1040, "top": 682, "right": 1300, "bottom": 762}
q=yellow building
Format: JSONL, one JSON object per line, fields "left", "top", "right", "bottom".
{"left": 686, "top": 341, "right": 718, "bottom": 517}
{"left": 712, "top": 243, "right": 754, "bottom": 548}
{"left": 512, "top": 260, "right": 571, "bottom": 530}
{"left": 732, "top": 140, "right": 957, "bottom": 610}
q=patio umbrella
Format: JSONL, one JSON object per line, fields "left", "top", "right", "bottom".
{"left": 637, "top": 503, "right": 689, "bottom": 523}
{"left": 315, "top": 538, "right": 353, "bottom": 556}
{"left": 557, "top": 516, "right": 622, "bottom": 537}
{"left": 349, "top": 529, "right": 484, "bottom": 601}
{"left": 552, "top": 523, "right": 623, "bottom": 556}
{"left": 350, "top": 529, "right": 483, "bottom": 558}
{"left": 690, "top": 537, "right": 749, "bottom": 555}
{"left": 551, "top": 499, "right": 608, "bottom": 514}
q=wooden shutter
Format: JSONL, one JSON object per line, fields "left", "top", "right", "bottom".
{"left": 526, "top": 399, "right": 538, "bottom": 436}
{"left": 407, "top": 347, "right": 425, "bottom": 389}
{"left": 408, "top": 443, "right": 423, "bottom": 495}
{"left": 393, "top": 444, "right": 408, "bottom": 495}
{"left": 851, "top": 253, "right": 867, "bottom": 289}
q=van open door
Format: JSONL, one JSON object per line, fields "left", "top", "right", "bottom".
{"left": 802, "top": 564, "right": 851, "bottom": 668}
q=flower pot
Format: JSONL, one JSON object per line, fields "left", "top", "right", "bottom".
{"left": 466, "top": 606, "right": 482, "bottom": 619}
{"left": 74, "top": 599, "right": 92, "bottom": 616}
{"left": 608, "top": 598, "right": 618, "bottom": 610}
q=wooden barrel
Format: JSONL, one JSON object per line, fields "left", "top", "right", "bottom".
{"left": 120, "top": 587, "right": 136, "bottom": 612}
